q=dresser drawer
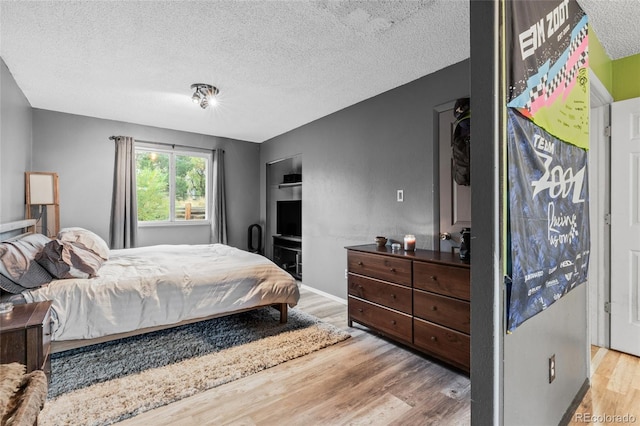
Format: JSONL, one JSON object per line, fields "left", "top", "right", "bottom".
{"left": 348, "top": 251, "right": 412, "bottom": 286}
{"left": 348, "top": 274, "right": 412, "bottom": 314}
{"left": 414, "top": 289, "right": 470, "bottom": 334}
{"left": 413, "top": 261, "right": 470, "bottom": 301}
{"left": 349, "top": 297, "right": 412, "bottom": 343}
{"left": 413, "top": 318, "right": 470, "bottom": 371}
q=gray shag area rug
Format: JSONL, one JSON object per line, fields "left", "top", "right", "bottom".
{"left": 39, "top": 307, "right": 350, "bottom": 426}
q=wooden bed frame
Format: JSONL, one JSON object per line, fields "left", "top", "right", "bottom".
{"left": 1, "top": 220, "right": 290, "bottom": 353}
{"left": 52, "top": 303, "right": 288, "bottom": 353}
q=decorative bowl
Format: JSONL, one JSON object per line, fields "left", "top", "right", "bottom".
{"left": 375, "top": 236, "right": 387, "bottom": 247}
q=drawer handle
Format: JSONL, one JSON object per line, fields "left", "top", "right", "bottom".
{"left": 357, "top": 261, "right": 363, "bottom": 266}
{"left": 391, "top": 320, "right": 396, "bottom": 325}
{"left": 430, "top": 275, "right": 438, "bottom": 281}
{"left": 358, "top": 308, "right": 363, "bottom": 313}
{"left": 431, "top": 336, "right": 437, "bottom": 342}
{"left": 389, "top": 268, "right": 396, "bottom": 272}
{"left": 391, "top": 294, "right": 396, "bottom": 299}
{"left": 358, "top": 285, "right": 363, "bottom": 290}
{"left": 431, "top": 305, "right": 437, "bottom": 311}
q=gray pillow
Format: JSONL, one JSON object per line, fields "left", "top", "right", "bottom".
{"left": 36, "top": 239, "right": 104, "bottom": 279}
{"left": 0, "top": 235, "right": 54, "bottom": 292}
{"left": 0, "top": 273, "right": 28, "bottom": 294}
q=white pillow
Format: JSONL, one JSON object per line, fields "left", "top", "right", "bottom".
{"left": 57, "top": 227, "right": 110, "bottom": 260}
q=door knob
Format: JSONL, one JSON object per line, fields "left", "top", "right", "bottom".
{"left": 440, "top": 232, "right": 452, "bottom": 240}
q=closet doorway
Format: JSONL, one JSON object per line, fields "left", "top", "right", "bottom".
{"left": 266, "top": 155, "right": 302, "bottom": 279}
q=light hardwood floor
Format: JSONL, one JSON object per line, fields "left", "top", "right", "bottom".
{"left": 118, "top": 287, "right": 640, "bottom": 426}
{"left": 118, "top": 287, "right": 471, "bottom": 426}
{"left": 569, "top": 346, "right": 640, "bottom": 425}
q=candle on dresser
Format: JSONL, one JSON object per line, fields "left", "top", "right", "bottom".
{"left": 404, "top": 234, "right": 416, "bottom": 251}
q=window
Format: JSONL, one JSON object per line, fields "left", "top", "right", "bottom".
{"left": 135, "top": 145, "right": 210, "bottom": 224}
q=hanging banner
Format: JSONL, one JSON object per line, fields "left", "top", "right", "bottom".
{"left": 506, "top": 109, "right": 590, "bottom": 332}
{"left": 507, "top": 0, "right": 589, "bottom": 149}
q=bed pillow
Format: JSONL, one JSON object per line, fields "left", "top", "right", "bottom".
{"left": 0, "top": 288, "right": 28, "bottom": 304}
{"left": 57, "top": 227, "right": 110, "bottom": 260}
{"left": 0, "top": 273, "right": 28, "bottom": 294}
{"left": 36, "top": 239, "right": 104, "bottom": 279}
{"left": 0, "top": 234, "right": 54, "bottom": 293}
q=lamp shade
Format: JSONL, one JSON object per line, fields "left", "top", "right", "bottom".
{"left": 26, "top": 173, "right": 57, "bottom": 205}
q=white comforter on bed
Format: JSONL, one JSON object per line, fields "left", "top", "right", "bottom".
{"left": 23, "top": 244, "right": 300, "bottom": 341}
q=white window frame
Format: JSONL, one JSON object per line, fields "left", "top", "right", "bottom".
{"left": 135, "top": 143, "right": 212, "bottom": 227}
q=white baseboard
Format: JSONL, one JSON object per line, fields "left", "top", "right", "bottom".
{"left": 300, "top": 283, "right": 347, "bottom": 305}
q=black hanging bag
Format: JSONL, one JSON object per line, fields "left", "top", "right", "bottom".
{"left": 451, "top": 97, "right": 471, "bottom": 186}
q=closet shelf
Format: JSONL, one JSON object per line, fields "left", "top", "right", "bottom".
{"left": 278, "top": 182, "right": 302, "bottom": 189}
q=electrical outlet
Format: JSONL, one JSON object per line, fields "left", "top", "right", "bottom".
{"left": 397, "top": 190, "right": 404, "bottom": 202}
{"left": 549, "top": 354, "right": 556, "bottom": 383}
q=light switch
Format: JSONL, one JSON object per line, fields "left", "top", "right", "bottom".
{"left": 397, "top": 190, "right": 404, "bottom": 202}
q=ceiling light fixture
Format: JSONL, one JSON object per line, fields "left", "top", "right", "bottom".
{"left": 190, "top": 83, "right": 220, "bottom": 109}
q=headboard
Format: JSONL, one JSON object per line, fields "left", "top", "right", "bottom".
{"left": 0, "top": 219, "right": 37, "bottom": 241}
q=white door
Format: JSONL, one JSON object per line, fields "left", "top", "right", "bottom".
{"left": 610, "top": 97, "right": 640, "bottom": 357}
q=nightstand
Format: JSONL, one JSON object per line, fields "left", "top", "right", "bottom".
{"left": 0, "top": 301, "right": 53, "bottom": 381}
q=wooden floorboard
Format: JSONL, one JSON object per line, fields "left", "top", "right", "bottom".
{"left": 569, "top": 346, "right": 640, "bottom": 425}
{"left": 103, "top": 286, "right": 640, "bottom": 425}
{"left": 118, "top": 287, "right": 471, "bottom": 425}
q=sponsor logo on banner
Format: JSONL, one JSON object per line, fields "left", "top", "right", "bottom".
{"left": 507, "top": 0, "right": 589, "bottom": 149}
{"left": 506, "top": 109, "right": 590, "bottom": 332}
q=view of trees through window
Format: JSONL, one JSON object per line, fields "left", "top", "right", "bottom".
{"left": 136, "top": 149, "right": 208, "bottom": 222}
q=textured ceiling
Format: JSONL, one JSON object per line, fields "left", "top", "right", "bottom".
{"left": 1, "top": 1, "right": 638, "bottom": 143}
{"left": 577, "top": 0, "right": 640, "bottom": 60}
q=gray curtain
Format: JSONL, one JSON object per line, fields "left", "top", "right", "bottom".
{"left": 210, "top": 149, "right": 227, "bottom": 244}
{"left": 109, "top": 136, "right": 138, "bottom": 249}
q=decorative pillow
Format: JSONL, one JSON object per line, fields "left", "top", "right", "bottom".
{"left": 0, "top": 264, "right": 51, "bottom": 294}
{"left": 57, "top": 227, "right": 110, "bottom": 260}
{"left": 0, "top": 234, "right": 54, "bottom": 292}
{"left": 36, "top": 239, "right": 104, "bottom": 279}
{"left": 10, "top": 233, "right": 52, "bottom": 249}
{"left": 0, "top": 288, "right": 28, "bottom": 304}
{"left": 0, "top": 274, "right": 27, "bottom": 294}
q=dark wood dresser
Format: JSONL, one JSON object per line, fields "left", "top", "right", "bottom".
{"left": 346, "top": 244, "right": 470, "bottom": 372}
{"left": 0, "top": 301, "right": 53, "bottom": 380}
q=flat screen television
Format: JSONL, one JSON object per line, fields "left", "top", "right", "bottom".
{"left": 277, "top": 200, "right": 302, "bottom": 237}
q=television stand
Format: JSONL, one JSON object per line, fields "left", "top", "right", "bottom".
{"left": 273, "top": 235, "right": 302, "bottom": 280}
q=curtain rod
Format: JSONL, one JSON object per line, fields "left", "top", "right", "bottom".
{"left": 108, "top": 136, "right": 223, "bottom": 153}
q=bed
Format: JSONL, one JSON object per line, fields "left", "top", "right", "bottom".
{"left": 0, "top": 220, "right": 300, "bottom": 352}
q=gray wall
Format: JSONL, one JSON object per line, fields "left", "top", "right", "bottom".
{"left": 504, "top": 287, "right": 588, "bottom": 425}
{"left": 0, "top": 57, "right": 32, "bottom": 223}
{"left": 31, "top": 109, "right": 260, "bottom": 249}
{"left": 260, "top": 59, "right": 470, "bottom": 300}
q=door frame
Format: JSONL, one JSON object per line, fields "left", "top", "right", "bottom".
{"left": 434, "top": 99, "right": 459, "bottom": 251}
{"left": 588, "top": 69, "right": 614, "bottom": 349}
